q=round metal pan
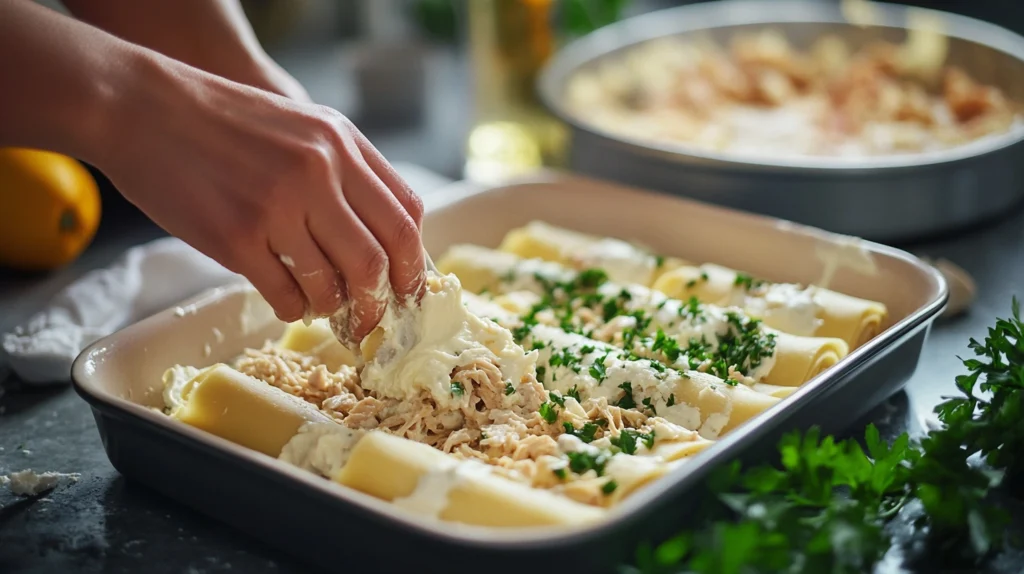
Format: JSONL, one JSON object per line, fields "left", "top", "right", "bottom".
{"left": 537, "top": 0, "right": 1024, "bottom": 243}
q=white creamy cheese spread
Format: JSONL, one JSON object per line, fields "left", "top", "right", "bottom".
{"left": 358, "top": 273, "right": 537, "bottom": 408}
{"left": 162, "top": 364, "right": 201, "bottom": 414}
{"left": 391, "top": 459, "right": 493, "bottom": 519}
{"left": 572, "top": 237, "right": 657, "bottom": 285}
{"left": 278, "top": 422, "right": 365, "bottom": 479}
{"left": 738, "top": 283, "right": 823, "bottom": 337}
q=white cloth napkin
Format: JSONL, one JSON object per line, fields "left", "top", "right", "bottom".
{"left": 1, "top": 162, "right": 453, "bottom": 385}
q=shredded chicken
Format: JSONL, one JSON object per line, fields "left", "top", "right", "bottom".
{"left": 231, "top": 337, "right": 705, "bottom": 508}
{"left": 235, "top": 344, "right": 360, "bottom": 408}
{"left": 566, "top": 30, "right": 1018, "bottom": 159}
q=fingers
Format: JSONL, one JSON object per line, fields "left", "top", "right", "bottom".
{"left": 353, "top": 131, "right": 425, "bottom": 231}
{"left": 343, "top": 143, "right": 426, "bottom": 301}
{"left": 268, "top": 231, "right": 344, "bottom": 317}
{"left": 308, "top": 194, "right": 390, "bottom": 342}
{"left": 245, "top": 247, "right": 307, "bottom": 323}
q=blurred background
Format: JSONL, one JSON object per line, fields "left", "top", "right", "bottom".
{"left": 29, "top": 0, "right": 1022, "bottom": 184}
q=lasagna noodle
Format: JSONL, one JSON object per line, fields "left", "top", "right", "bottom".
{"left": 462, "top": 294, "right": 779, "bottom": 438}
{"left": 603, "top": 455, "right": 676, "bottom": 505}
{"left": 652, "top": 263, "right": 887, "bottom": 348}
{"left": 496, "top": 221, "right": 687, "bottom": 286}
{"left": 762, "top": 332, "right": 848, "bottom": 387}
{"left": 334, "top": 431, "right": 605, "bottom": 527}
{"left": 443, "top": 246, "right": 848, "bottom": 386}
{"left": 647, "top": 438, "right": 715, "bottom": 461}
{"left": 171, "top": 363, "right": 334, "bottom": 457}
{"left": 752, "top": 383, "right": 799, "bottom": 399}
{"left": 277, "top": 319, "right": 358, "bottom": 371}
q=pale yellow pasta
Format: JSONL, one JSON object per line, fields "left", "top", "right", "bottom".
{"left": 442, "top": 245, "right": 848, "bottom": 387}
{"left": 497, "top": 221, "right": 687, "bottom": 286}
{"left": 462, "top": 293, "right": 780, "bottom": 439}
{"left": 171, "top": 363, "right": 333, "bottom": 457}
{"left": 334, "top": 431, "right": 606, "bottom": 527}
{"left": 277, "top": 319, "right": 358, "bottom": 371}
{"left": 653, "top": 263, "right": 887, "bottom": 348}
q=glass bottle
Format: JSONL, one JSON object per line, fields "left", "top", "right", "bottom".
{"left": 463, "top": 0, "right": 569, "bottom": 183}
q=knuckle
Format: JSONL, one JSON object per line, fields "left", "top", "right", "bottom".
{"left": 268, "top": 280, "right": 305, "bottom": 321}
{"left": 391, "top": 216, "right": 421, "bottom": 254}
{"left": 358, "top": 247, "right": 389, "bottom": 287}
{"left": 299, "top": 140, "right": 336, "bottom": 177}
{"left": 310, "top": 279, "right": 343, "bottom": 315}
{"left": 405, "top": 192, "right": 425, "bottom": 226}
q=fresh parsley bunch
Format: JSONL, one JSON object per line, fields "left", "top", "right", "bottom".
{"left": 626, "top": 298, "right": 1024, "bottom": 574}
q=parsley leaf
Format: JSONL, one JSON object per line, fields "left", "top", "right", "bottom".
{"left": 539, "top": 401, "right": 558, "bottom": 423}
{"left": 625, "top": 297, "right": 1024, "bottom": 574}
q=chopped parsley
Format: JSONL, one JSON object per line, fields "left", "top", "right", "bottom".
{"left": 504, "top": 382, "right": 515, "bottom": 396}
{"left": 538, "top": 401, "right": 559, "bottom": 423}
{"left": 666, "top": 394, "right": 676, "bottom": 407}
{"left": 611, "top": 429, "right": 656, "bottom": 455}
{"left": 654, "top": 255, "right": 665, "bottom": 269}
{"left": 536, "top": 366, "right": 547, "bottom": 383}
{"left": 548, "top": 391, "right": 566, "bottom": 407}
{"left": 685, "top": 271, "right": 710, "bottom": 288}
{"left": 566, "top": 385, "right": 582, "bottom": 402}
{"left": 563, "top": 421, "right": 600, "bottom": 443}
{"left": 734, "top": 272, "right": 765, "bottom": 290}
{"left": 651, "top": 329, "right": 683, "bottom": 363}
{"left": 642, "top": 397, "right": 657, "bottom": 415}
{"left": 450, "top": 382, "right": 464, "bottom": 396}
{"left": 552, "top": 467, "right": 567, "bottom": 480}
{"left": 589, "top": 355, "right": 609, "bottom": 382}
{"left": 616, "top": 382, "right": 637, "bottom": 409}
{"left": 576, "top": 268, "right": 609, "bottom": 288}
{"left": 566, "top": 450, "right": 610, "bottom": 476}
{"left": 602, "top": 480, "right": 619, "bottom": 495}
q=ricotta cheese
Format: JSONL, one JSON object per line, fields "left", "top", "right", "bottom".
{"left": 359, "top": 273, "right": 537, "bottom": 408}
{"left": 278, "top": 422, "right": 365, "bottom": 479}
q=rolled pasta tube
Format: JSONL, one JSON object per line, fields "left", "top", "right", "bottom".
{"left": 436, "top": 243, "right": 573, "bottom": 295}
{"left": 813, "top": 289, "right": 888, "bottom": 348}
{"left": 463, "top": 294, "right": 779, "bottom": 439}
{"left": 277, "top": 319, "right": 358, "bottom": 371}
{"left": 334, "top": 431, "right": 605, "bottom": 527}
{"left": 752, "top": 383, "right": 800, "bottom": 399}
{"left": 485, "top": 276, "right": 845, "bottom": 387}
{"left": 762, "top": 332, "right": 848, "bottom": 387}
{"left": 603, "top": 454, "right": 673, "bottom": 505}
{"left": 651, "top": 263, "right": 737, "bottom": 304}
{"left": 171, "top": 363, "right": 334, "bottom": 457}
{"left": 445, "top": 249, "right": 793, "bottom": 382}
{"left": 646, "top": 438, "right": 714, "bottom": 462}
{"left": 653, "top": 263, "right": 887, "bottom": 348}
{"left": 498, "top": 221, "right": 687, "bottom": 286}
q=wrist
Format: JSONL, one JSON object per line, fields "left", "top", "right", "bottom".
{"left": 237, "top": 53, "right": 311, "bottom": 102}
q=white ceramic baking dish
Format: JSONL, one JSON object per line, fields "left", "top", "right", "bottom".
{"left": 72, "top": 171, "right": 947, "bottom": 574}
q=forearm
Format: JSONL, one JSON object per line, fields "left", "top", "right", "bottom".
{"left": 61, "top": 0, "right": 284, "bottom": 94}
{"left": 0, "top": 0, "right": 140, "bottom": 165}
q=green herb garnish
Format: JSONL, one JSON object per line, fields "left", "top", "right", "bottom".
{"left": 603, "top": 480, "right": 619, "bottom": 495}
{"left": 566, "top": 450, "right": 610, "bottom": 476}
{"left": 563, "top": 421, "right": 600, "bottom": 443}
{"left": 627, "top": 297, "right": 1024, "bottom": 574}
{"left": 616, "top": 382, "right": 637, "bottom": 409}
{"left": 539, "top": 401, "right": 559, "bottom": 423}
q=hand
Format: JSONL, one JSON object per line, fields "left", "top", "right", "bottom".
{"left": 249, "top": 55, "right": 313, "bottom": 103}
{"left": 102, "top": 52, "right": 425, "bottom": 342}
